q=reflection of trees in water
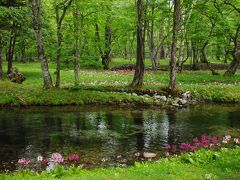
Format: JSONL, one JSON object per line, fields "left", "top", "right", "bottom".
{"left": 132, "top": 111, "right": 144, "bottom": 152}
{"left": 0, "top": 112, "right": 26, "bottom": 162}
{"left": 229, "top": 111, "right": 240, "bottom": 128}
{"left": 166, "top": 110, "right": 177, "bottom": 145}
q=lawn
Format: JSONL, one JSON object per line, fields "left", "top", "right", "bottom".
{"left": 0, "top": 61, "right": 240, "bottom": 107}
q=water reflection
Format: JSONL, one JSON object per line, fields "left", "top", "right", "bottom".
{"left": 0, "top": 105, "right": 239, "bottom": 171}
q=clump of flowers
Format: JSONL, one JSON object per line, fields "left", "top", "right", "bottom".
{"left": 165, "top": 134, "right": 239, "bottom": 158}
{"left": 18, "top": 158, "right": 30, "bottom": 166}
{"left": 68, "top": 153, "right": 80, "bottom": 164}
{"left": 50, "top": 153, "right": 64, "bottom": 164}
{"left": 222, "top": 135, "right": 231, "bottom": 144}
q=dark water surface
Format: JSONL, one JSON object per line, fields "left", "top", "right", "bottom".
{"left": 0, "top": 105, "right": 240, "bottom": 171}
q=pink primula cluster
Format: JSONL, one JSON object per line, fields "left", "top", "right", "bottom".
{"left": 68, "top": 153, "right": 80, "bottom": 164}
{"left": 165, "top": 134, "right": 224, "bottom": 156}
{"left": 50, "top": 153, "right": 64, "bottom": 164}
{"left": 18, "top": 158, "right": 30, "bottom": 166}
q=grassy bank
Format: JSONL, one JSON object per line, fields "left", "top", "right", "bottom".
{"left": 1, "top": 147, "right": 240, "bottom": 180}
{"left": 0, "top": 62, "right": 240, "bottom": 106}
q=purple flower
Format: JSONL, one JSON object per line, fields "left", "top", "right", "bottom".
{"left": 50, "top": 153, "right": 64, "bottom": 164}
{"left": 18, "top": 158, "right": 30, "bottom": 165}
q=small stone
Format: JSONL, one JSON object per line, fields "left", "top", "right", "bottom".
{"left": 143, "top": 152, "right": 157, "bottom": 158}
{"left": 182, "top": 91, "right": 191, "bottom": 100}
{"left": 179, "top": 99, "right": 187, "bottom": 105}
{"left": 132, "top": 93, "right": 138, "bottom": 96}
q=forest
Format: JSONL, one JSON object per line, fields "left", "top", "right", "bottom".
{"left": 0, "top": 0, "right": 239, "bottom": 89}
{"left": 0, "top": 0, "right": 240, "bottom": 179}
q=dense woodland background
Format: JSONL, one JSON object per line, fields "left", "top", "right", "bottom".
{"left": 0, "top": 0, "right": 239, "bottom": 91}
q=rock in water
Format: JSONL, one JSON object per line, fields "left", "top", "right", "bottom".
{"left": 7, "top": 67, "right": 26, "bottom": 84}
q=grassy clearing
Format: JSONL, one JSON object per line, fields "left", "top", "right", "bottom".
{"left": 1, "top": 147, "right": 240, "bottom": 180}
{"left": 0, "top": 61, "right": 240, "bottom": 106}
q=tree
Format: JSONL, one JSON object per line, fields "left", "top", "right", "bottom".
{"left": 0, "top": 36, "right": 3, "bottom": 77}
{"left": 131, "top": 0, "right": 145, "bottom": 87}
{"left": 55, "top": 0, "right": 73, "bottom": 88}
{"left": 30, "top": 0, "right": 53, "bottom": 88}
{"left": 168, "top": 0, "right": 180, "bottom": 93}
{"left": 73, "top": 0, "right": 80, "bottom": 86}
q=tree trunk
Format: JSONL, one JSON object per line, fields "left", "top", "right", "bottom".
{"left": 73, "top": 0, "right": 80, "bottom": 86}
{"left": 191, "top": 41, "right": 199, "bottom": 70}
{"left": 102, "top": 16, "right": 112, "bottom": 70}
{"left": 148, "top": 3, "right": 157, "bottom": 70}
{"left": 168, "top": 0, "right": 180, "bottom": 93}
{"left": 166, "top": 0, "right": 171, "bottom": 60}
{"left": 201, "top": 43, "right": 219, "bottom": 75}
{"left": 55, "top": 0, "right": 73, "bottom": 88}
{"left": 95, "top": 23, "right": 102, "bottom": 61}
{"left": 55, "top": 9, "right": 62, "bottom": 88}
{"left": 131, "top": 0, "right": 145, "bottom": 87}
{"left": 225, "top": 25, "right": 240, "bottom": 76}
{"left": 7, "top": 30, "right": 17, "bottom": 74}
{"left": 31, "top": 0, "right": 53, "bottom": 89}
{"left": 0, "top": 37, "right": 3, "bottom": 78}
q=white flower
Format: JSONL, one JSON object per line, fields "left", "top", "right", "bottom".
{"left": 234, "top": 138, "right": 240, "bottom": 144}
{"left": 205, "top": 173, "right": 212, "bottom": 179}
{"left": 37, "top": 155, "right": 43, "bottom": 162}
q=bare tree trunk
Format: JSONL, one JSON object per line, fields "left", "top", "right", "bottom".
{"left": 31, "top": 0, "right": 53, "bottom": 89}
{"left": 73, "top": 0, "right": 80, "bottom": 86}
{"left": 131, "top": 0, "right": 145, "bottom": 87}
{"left": 225, "top": 24, "right": 240, "bottom": 76}
{"left": 168, "top": 0, "right": 180, "bottom": 93}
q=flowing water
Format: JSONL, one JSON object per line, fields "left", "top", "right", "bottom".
{"left": 0, "top": 105, "right": 240, "bottom": 171}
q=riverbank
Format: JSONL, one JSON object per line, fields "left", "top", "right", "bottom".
{"left": 1, "top": 147, "right": 240, "bottom": 179}
{"left": 0, "top": 63, "right": 240, "bottom": 107}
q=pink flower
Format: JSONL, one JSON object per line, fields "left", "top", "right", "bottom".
{"left": 172, "top": 145, "right": 177, "bottom": 152}
{"left": 193, "top": 137, "right": 199, "bottom": 144}
{"left": 43, "top": 157, "right": 49, "bottom": 164}
{"left": 50, "top": 153, "right": 64, "bottom": 163}
{"left": 165, "top": 152, "right": 170, "bottom": 157}
{"left": 211, "top": 136, "right": 218, "bottom": 144}
{"left": 201, "top": 134, "right": 207, "bottom": 141}
{"left": 18, "top": 158, "right": 30, "bottom": 165}
{"left": 166, "top": 144, "right": 171, "bottom": 150}
{"left": 69, "top": 153, "right": 80, "bottom": 163}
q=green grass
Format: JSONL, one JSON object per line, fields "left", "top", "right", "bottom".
{"left": 0, "top": 61, "right": 239, "bottom": 106}
{"left": 1, "top": 147, "right": 240, "bottom": 180}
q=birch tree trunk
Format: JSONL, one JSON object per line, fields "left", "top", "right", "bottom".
{"left": 168, "top": 0, "right": 180, "bottom": 93}
{"left": 31, "top": 0, "right": 53, "bottom": 88}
